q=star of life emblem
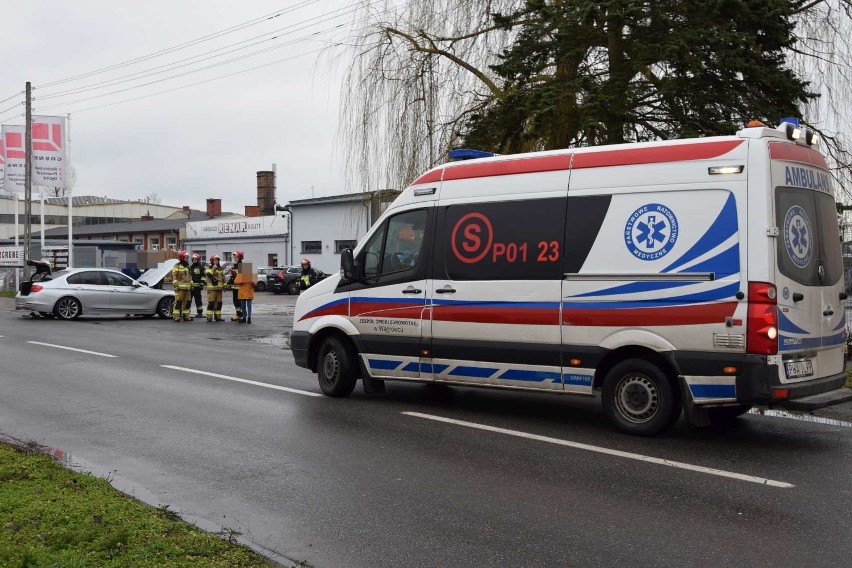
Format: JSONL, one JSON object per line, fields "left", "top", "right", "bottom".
{"left": 783, "top": 205, "right": 812, "bottom": 268}
{"left": 624, "top": 203, "right": 679, "bottom": 261}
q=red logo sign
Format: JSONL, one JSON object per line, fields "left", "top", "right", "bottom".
{"left": 4, "top": 132, "right": 24, "bottom": 159}
{"left": 32, "top": 122, "right": 62, "bottom": 152}
{"left": 451, "top": 212, "right": 494, "bottom": 264}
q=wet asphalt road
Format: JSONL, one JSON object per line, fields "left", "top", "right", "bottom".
{"left": 1, "top": 293, "right": 851, "bottom": 567}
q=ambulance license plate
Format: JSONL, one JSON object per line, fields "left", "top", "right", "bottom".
{"left": 785, "top": 360, "right": 814, "bottom": 379}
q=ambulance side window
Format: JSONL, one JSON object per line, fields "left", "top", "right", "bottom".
{"left": 361, "top": 209, "right": 429, "bottom": 279}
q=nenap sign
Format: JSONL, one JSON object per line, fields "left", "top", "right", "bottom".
{"left": 0, "top": 246, "right": 24, "bottom": 267}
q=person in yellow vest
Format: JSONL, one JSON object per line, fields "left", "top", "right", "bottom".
{"left": 189, "top": 252, "right": 206, "bottom": 318}
{"left": 171, "top": 250, "right": 192, "bottom": 322}
{"left": 205, "top": 255, "right": 225, "bottom": 322}
{"left": 234, "top": 266, "right": 255, "bottom": 324}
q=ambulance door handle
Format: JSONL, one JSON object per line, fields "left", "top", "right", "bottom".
{"left": 402, "top": 286, "right": 422, "bottom": 294}
{"left": 792, "top": 292, "right": 804, "bottom": 302}
{"left": 435, "top": 286, "right": 456, "bottom": 294}
{"left": 823, "top": 308, "right": 834, "bottom": 317}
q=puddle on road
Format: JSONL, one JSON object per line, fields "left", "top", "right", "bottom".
{"left": 252, "top": 332, "right": 291, "bottom": 349}
{"left": 0, "top": 433, "right": 297, "bottom": 567}
{"left": 749, "top": 408, "right": 852, "bottom": 428}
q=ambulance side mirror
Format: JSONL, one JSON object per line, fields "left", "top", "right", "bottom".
{"left": 340, "top": 249, "right": 360, "bottom": 281}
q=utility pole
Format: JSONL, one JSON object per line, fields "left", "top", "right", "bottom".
{"left": 23, "top": 81, "right": 32, "bottom": 280}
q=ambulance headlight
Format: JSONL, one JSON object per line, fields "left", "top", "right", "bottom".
{"left": 792, "top": 128, "right": 802, "bottom": 141}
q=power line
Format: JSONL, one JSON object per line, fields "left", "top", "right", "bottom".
{"left": 35, "top": 1, "right": 364, "bottom": 101}
{"left": 40, "top": 45, "right": 341, "bottom": 115}
{"left": 0, "top": 91, "right": 23, "bottom": 106}
{"left": 34, "top": 23, "right": 352, "bottom": 112}
{"left": 35, "top": 0, "right": 325, "bottom": 89}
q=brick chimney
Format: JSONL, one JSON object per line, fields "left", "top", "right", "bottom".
{"left": 244, "top": 205, "right": 261, "bottom": 217}
{"left": 256, "top": 170, "right": 275, "bottom": 216}
{"left": 206, "top": 198, "right": 222, "bottom": 218}
{"left": 141, "top": 214, "right": 154, "bottom": 221}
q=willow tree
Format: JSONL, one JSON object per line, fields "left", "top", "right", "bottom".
{"left": 340, "top": 0, "right": 852, "bottom": 202}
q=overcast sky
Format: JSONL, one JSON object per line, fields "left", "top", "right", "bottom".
{"left": 0, "top": 0, "right": 357, "bottom": 214}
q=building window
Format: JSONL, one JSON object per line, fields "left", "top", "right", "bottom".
{"left": 166, "top": 237, "right": 177, "bottom": 251}
{"left": 149, "top": 237, "right": 160, "bottom": 251}
{"left": 334, "top": 240, "right": 357, "bottom": 254}
{"left": 268, "top": 254, "right": 278, "bottom": 266}
{"left": 301, "top": 241, "right": 322, "bottom": 254}
{"left": 223, "top": 252, "right": 233, "bottom": 263}
{"left": 134, "top": 238, "right": 143, "bottom": 251}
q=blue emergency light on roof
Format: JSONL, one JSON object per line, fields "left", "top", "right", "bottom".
{"left": 779, "top": 117, "right": 800, "bottom": 127}
{"left": 448, "top": 148, "right": 496, "bottom": 161}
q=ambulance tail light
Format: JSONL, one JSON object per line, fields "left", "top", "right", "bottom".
{"left": 747, "top": 282, "right": 778, "bottom": 355}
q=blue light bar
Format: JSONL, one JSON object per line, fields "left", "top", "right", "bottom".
{"left": 448, "top": 148, "right": 496, "bottom": 161}
{"left": 779, "top": 117, "right": 800, "bottom": 127}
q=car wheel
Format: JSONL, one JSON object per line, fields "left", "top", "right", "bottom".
{"left": 157, "top": 297, "right": 174, "bottom": 319}
{"left": 53, "top": 297, "right": 82, "bottom": 320}
{"left": 707, "top": 405, "right": 752, "bottom": 425}
{"left": 601, "top": 359, "right": 682, "bottom": 436}
{"left": 255, "top": 281, "right": 266, "bottom": 292}
{"left": 317, "top": 336, "right": 358, "bottom": 397}
{"left": 287, "top": 281, "right": 300, "bottom": 295}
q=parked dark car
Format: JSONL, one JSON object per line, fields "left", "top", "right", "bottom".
{"left": 255, "top": 267, "right": 285, "bottom": 291}
{"left": 271, "top": 265, "right": 331, "bottom": 295}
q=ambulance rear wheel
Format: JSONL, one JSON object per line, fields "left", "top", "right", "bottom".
{"left": 602, "top": 359, "right": 681, "bottom": 436}
{"left": 317, "top": 336, "right": 357, "bottom": 397}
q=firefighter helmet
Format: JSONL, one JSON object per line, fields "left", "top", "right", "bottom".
{"left": 301, "top": 257, "right": 311, "bottom": 268}
{"left": 234, "top": 250, "right": 244, "bottom": 261}
{"left": 191, "top": 253, "right": 201, "bottom": 262}
{"left": 210, "top": 254, "right": 220, "bottom": 264}
{"left": 178, "top": 250, "right": 189, "bottom": 261}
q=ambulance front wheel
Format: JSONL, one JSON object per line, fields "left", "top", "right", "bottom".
{"left": 601, "top": 359, "right": 682, "bottom": 436}
{"left": 317, "top": 335, "right": 358, "bottom": 397}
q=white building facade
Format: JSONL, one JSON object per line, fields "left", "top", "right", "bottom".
{"left": 183, "top": 214, "right": 290, "bottom": 267}
{"left": 285, "top": 192, "right": 398, "bottom": 273}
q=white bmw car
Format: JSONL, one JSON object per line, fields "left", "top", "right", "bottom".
{"left": 15, "top": 267, "right": 175, "bottom": 320}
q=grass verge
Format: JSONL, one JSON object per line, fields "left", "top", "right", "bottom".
{"left": 0, "top": 442, "right": 285, "bottom": 567}
{"left": 0, "top": 290, "right": 15, "bottom": 298}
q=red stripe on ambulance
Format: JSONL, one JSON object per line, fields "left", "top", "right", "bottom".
{"left": 562, "top": 302, "right": 738, "bottom": 327}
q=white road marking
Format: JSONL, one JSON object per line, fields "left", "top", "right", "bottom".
{"left": 404, "top": 411, "right": 795, "bottom": 489}
{"left": 161, "top": 365, "right": 322, "bottom": 397}
{"left": 749, "top": 408, "right": 852, "bottom": 428}
{"left": 27, "top": 341, "right": 117, "bottom": 358}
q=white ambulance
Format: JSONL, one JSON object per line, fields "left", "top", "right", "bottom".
{"left": 291, "top": 122, "right": 852, "bottom": 436}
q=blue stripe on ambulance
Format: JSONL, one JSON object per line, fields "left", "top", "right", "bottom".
{"left": 688, "top": 384, "right": 736, "bottom": 398}
{"left": 663, "top": 192, "right": 738, "bottom": 273}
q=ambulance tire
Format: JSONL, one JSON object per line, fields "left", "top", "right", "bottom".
{"left": 707, "top": 404, "right": 752, "bottom": 425}
{"left": 602, "top": 359, "right": 682, "bottom": 436}
{"left": 317, "top": 336, "right": 358, "bottom": 397}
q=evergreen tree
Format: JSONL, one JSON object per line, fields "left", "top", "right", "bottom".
{"left": 463, "top": 0, "right": 814, "bottom": 153}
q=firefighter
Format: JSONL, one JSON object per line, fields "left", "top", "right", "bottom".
{"left": 299, "top": 257, "right": 318, "bottom": 292}
{"left": 171, "top": 250, "right": 192, "bottom": 322}
{"left": 228, "top": 250, "right": 244, "bottom": 321}
{"left": 189, "top": 252, "right": 206, "bottom": 318}
{"left": 205, "top": 255, "right": 225, "bottom": 322}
